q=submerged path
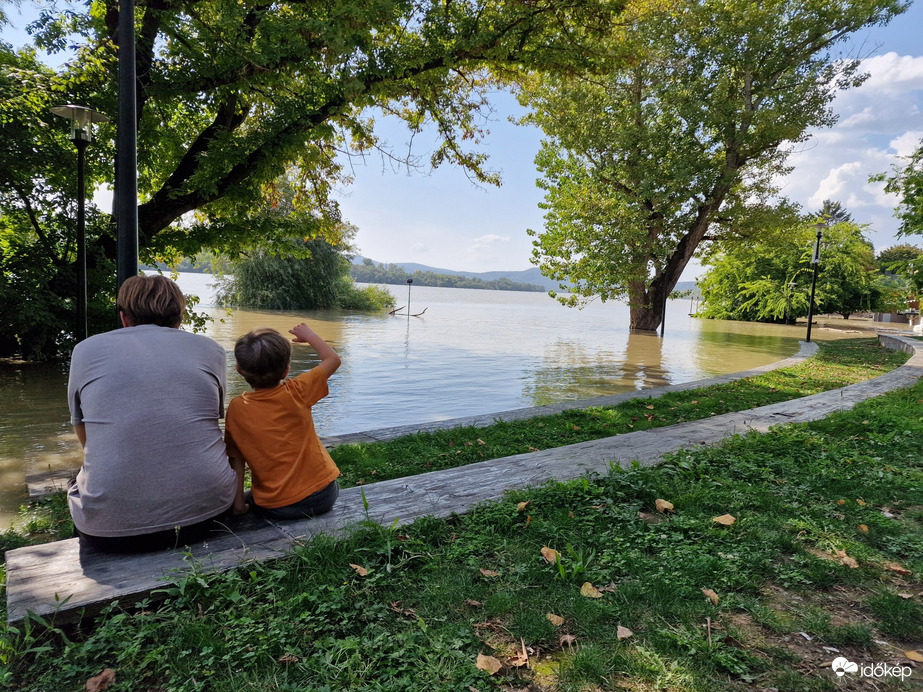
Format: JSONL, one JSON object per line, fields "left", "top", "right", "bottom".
{"left": 6, "top": 335, "right": 921, "bottom": 624}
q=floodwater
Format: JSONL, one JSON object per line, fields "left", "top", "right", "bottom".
{"left": 0, "top": 272, "right": 891, "bottom": 528}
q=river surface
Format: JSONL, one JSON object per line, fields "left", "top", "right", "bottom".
{"left": 0, "top": 272, "right": 885, "bottom": 528}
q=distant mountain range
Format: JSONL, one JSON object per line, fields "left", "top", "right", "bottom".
{"left": 352, "top": 256, "right": 699, "bottom": 295}
{"left": 352, "top": 256, "right": 563, "bottom": 291}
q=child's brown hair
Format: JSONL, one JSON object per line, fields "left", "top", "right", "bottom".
{"left": 234, "top": 328, "right": 292, "bottom": 389}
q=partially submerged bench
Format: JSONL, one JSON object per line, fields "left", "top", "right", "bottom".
{"left": 7, "top": 335, "right": 920, "bottom": 624}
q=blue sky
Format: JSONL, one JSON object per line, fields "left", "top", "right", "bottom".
{"left": 4, "top": 1, "right": 923, "bottom": 277}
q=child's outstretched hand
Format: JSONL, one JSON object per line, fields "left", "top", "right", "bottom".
{"left": 289, "top": 322, "right": 316, "bottom": 343}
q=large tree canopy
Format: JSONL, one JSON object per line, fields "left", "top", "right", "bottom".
{"left": 521, "top": 0, "right": 906, "bottom": 331}
{"left": 1, "top": 0, "right": 621, "bottom": 358}
{"left": 26, "top": 0, "right": 622, "bottom": 257}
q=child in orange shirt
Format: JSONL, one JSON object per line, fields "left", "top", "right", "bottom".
{"left": 225, "top": 323, "right": 341, "bottom": 520}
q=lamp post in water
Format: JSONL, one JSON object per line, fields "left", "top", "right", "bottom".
{"left": 50, "top": 104, "right": 110, "bottom": 342}
{"left": 805, "top": 223, "right": 826, "bottom": 343}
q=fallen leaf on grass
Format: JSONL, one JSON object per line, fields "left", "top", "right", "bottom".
{"left": 507, "top": 653, "right": 529, "bottom": 668}
{"left": 507, "top": 639, "right": 529, "bottom": 668}
{"left": 475, "top": 653, "right": 503, "bottom": 675}
{"left": 477, "top": 438, "right": 486, "bottom": 445}
{"left": 835, "top": 550, "right": 858, "bottom": 569}
{"left": 517, "top": 501, "right": 530, "bottom": 512}
{"left": 466, "top": 599, "right": 483, "bottom": 608}
{"left": 349, "top": 563, "right": 369, "bottom": 577}
{"left": 527, "top": 446, "right": 540, "bottom": 452}
{"left": 278, "top": 654, "right": 301, "bottom": 664}
{"left": 541, "top": 546, "right": 560, "bottom": 564}
{"left": 598, "top": 582, "right": 618, "bottom": 593}
{"left": 905, "top": 650, "right": 923, "bottom": 663}
{"left": 580, "top": 582, "right": 603, "bottom": 599}
{"left": 524, "top": 515, "right": 532, "bottom": 529}
{"left": 85, "top": 669, "right": 116, "bottom": 692}
{"left": 702, "top": 588, "right": 720, "bottom": 604}
{"left": 617, "top": 625, "right": 634, "bottom": 640}
{"left": 857, "top": 524, "right": 869, "bottom": 533}
{"left": 560, "top": 634, "right": 577, "bottom": 647}
{"left": 712, "top": 514, "right": 736, "bottom": 526}
{"left": 898, "top": 593, "right": 914, "bottom": 600}
{"left": 856, "top": 499, "right": 867, "bottom": 506}
{"left": 479, "top": 568, "right": 500, "bottom": 578}
{"left": 637, "top": 511, "right": 664, "bottom": 524}
{"left": 883, "top": 560, "right": 911, "bottom": 575}
{"left": 645, "top": 404, "right": 655, "bottom": 410}
{"left": 836, "top": 499, "right": 846, "bottom": 505}
{"left": 547, "top": 613, "right": 565, "bottom": 627}
{"left": 655, "top": 499, "right": 674, "bottom": 513}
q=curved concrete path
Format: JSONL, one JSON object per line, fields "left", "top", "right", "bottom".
{"left": 6, "top": 335, "right": 921, "bottom": 624}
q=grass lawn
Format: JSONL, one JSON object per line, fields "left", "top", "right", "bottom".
{"left": 1, "top": 338, "right": 920, "bottom": 691}
{"left": 330, "top": 338, "right": 909, "bottom": 488}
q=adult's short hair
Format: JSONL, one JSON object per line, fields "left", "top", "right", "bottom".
{"left": 235, "top": 328, "right": 292, "bottom": 389}
{"left": 118, "top": 275, "right": 185, "bottom": 328}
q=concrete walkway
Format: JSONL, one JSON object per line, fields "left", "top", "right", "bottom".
{"left": 6, "top": 335, "right": 921, "bottom": 624}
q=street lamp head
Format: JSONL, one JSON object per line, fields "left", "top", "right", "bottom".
{"left": 50, "top": 104, "right": 109, "bottom": 143}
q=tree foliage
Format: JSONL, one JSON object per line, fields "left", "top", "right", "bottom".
{"left": 878, "top": 138, "right": 923, "bottom": 238}
{"left": 521, "top": 0, "right": 905, "bottom": 331}
{"left": 216, "top": 239, "right": 395, "bottom": 311}
{"left": 1, "top": 0, "right": 621, "bottom": 358}
{"left": 0, "top": 35, "right": 117, "bottom": 359}
{"left": 698, "top": 217, "right": 888, "bottom": 322}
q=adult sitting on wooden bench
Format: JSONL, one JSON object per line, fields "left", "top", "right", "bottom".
{"left": 66, "top": 274, "right": 238, "bottom": 553}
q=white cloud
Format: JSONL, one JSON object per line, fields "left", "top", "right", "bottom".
{"left": 890, "top": 130, "right": 923, "bottom": 157}
{"left": 776, "top": 50, "right": 923, "bottom": 253}
{"left": 860, "top": 53, "right": 923, "bottom": 92}
{"left": 471, "top": 234, "right": 510, "bottom": 251}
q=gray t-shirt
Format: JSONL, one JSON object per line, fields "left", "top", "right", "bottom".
{"left": 67, "top": 324, "right": 236, "bottom": 537}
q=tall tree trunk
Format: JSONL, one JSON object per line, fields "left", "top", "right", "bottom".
{"left": 628, "top": 277, "right": 668, "bottom": 331}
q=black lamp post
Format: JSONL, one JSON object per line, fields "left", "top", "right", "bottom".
{"left": 406, "top": 279, "right": 413, "bottom": 315}
{"left": 805, "top": 223, "right": 825, "bottom": 343}
{"left": 50, "top": 104, "right": 110, "bottom": 343}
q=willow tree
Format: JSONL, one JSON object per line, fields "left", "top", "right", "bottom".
{"left": 521, "top": 0, "right": 906, "bottom": 331}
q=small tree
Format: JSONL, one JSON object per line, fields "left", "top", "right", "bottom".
{"left": 217, "top": 238, "right": 394, "bottom": 311}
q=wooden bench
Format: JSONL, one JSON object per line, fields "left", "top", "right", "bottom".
{"left": 7, "top": 336, "right": 920, "bottom": 625}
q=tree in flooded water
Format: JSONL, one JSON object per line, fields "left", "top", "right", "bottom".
{"left": 521, "top": 0, "right": 906, "bottom": 332}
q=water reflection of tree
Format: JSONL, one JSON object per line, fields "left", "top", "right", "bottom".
{"left": 521, "top": 332, "right": 667, "bottom": 406}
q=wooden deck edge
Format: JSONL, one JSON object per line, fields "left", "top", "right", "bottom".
{"left": 7, "top": 337, "right": 918, "bottom": 626}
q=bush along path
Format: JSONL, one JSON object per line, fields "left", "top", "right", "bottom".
{"left": 2, "top": 340, "right": 921, "bottom": 691}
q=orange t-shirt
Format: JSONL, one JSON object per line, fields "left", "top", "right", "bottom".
{"left": 224, "top": 368, "right": 340, "bottom": 509}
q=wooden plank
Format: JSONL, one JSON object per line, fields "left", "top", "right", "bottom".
{"left": 5, "top": 516, "right": 292, "bottom": 624}
{"left": 8, "top": 337, "right": 919, "bottom": 625}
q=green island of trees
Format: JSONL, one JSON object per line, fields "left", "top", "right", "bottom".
{"left": 350, "top": 259, "right": 545, "bottom": 292}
